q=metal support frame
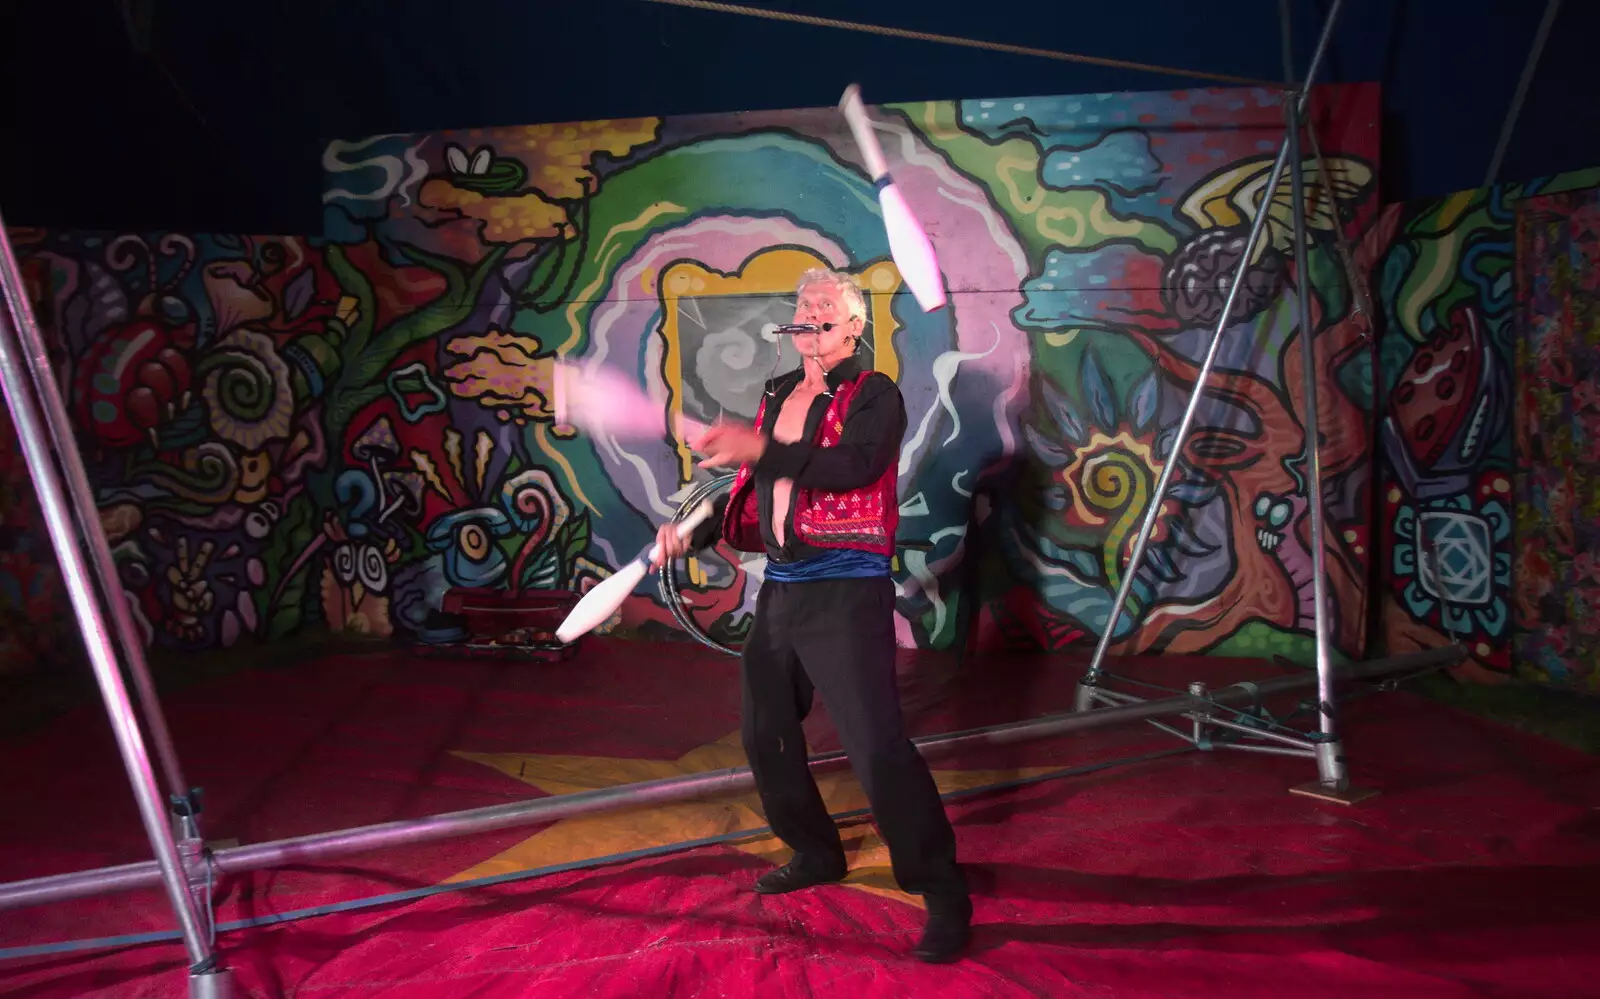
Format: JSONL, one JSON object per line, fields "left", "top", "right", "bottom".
{"left": 0, "top": 217, "right": 232, "bottom": 994}
{"left": 0, "top": 644, "right": 1460, "bottom": 915}
{"left": 1073, "top": 0, "right": 1384, "bottom": 795}
{"left": 1484, "top": 0, "right": 1563, "bottom": 189}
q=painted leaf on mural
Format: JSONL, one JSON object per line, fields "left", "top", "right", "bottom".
{"left": 259, "top": 496, "right": 317, "bottom": 642}
{"left": 555, "top": 512, "right": 591, "bottom": 586}
{"left": 283, "top": 268, "right": 316, "bottom": 322}
{"left": 365, "top": 246, "right": 505, "bottom": 371}
{"left": 520, "top": 547, "right": 562, "bottom": 591}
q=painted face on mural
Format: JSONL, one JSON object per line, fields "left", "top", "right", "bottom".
{"left": 790, "top": 280, "right": 863, "bottom": 365}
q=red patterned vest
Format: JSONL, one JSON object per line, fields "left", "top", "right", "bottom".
{"left": 720, "top": 371, "right": 898, "bottom": 557}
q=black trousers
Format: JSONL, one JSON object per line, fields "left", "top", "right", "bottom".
{"left": 741, "top": 575, "right": 967, "bottom": 900}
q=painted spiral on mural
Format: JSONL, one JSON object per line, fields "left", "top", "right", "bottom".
{"left": 199, "top": 329, "right": 295, "bottom": 449}
{"left": 134, "top": 442, "right": 241, "bottom": 505}
{"left": 1077, "top": 445, "right": 1152, "bottom": 588}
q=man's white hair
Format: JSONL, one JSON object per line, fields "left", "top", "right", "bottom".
{"left": 796, "top": 267, "right": 867, "bottom": 325}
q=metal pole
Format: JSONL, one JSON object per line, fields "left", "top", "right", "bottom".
{"left": 0, "top": 217, "right": 223, "bottom": 987}
{"left": 0, "top": 234, "right": 192, "bottom": 810}
{"left": 1079, "top": 0, "right": 1345, "bottom": 690}
{"left": 1077, "top": 141, "right": 1290, "bottom": 686}
{"left": 1304, "top": 122, "right": 1374, "bottom": 323}
{"left": 1090, "top": 685, "right": 1323, "bottom": 753}
{"left": 0, "top": 645, "right": 1461, "bottom": 912}
{"left": 1483, "top": 0, "right": 1562, "bottom": 189}
{"left": 1287, "top": 93, "right": 1341, "bottom": 782}
{"left": 1278, "top": 0, "right": 1295, "bottom": 82}
{"left": 1213, "top": 741, "right": 1317, "bottom": 759}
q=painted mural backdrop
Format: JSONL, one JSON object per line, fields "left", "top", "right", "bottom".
{"left": 1513, "top": 185, "right": 1600, "bottom": 692}
{"left": 1371, "top": 169, "right": 1600, "bottom": 682}
{"left": 2, "top": 84, "right": 1383, "bottom": 665}
{"left": 0, "top": 392, "right": 71, "bottom": 676}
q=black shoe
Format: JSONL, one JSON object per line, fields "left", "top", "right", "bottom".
{"left": 913, "top": 895, "right": 973, "bottom": 963}
{"left": 753, "top": 861, "right": 847, "bottom": 895}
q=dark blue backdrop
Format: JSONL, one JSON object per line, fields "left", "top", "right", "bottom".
{"left": 1, "top": 0, "right": 1594, "bottom": 233}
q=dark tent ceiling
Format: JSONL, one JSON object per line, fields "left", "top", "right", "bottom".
{"left": 1, "top": 0, "right": 1594, "bottom": 234}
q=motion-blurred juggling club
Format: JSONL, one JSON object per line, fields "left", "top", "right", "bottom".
{"left": 553, "top": 360, "right": 706, "bottom": 441}
{"left": 554, "top": 500, "right": 715, "bottom": 644}
{"left": 838, "top": 83, "right": 947, "bottom": 312}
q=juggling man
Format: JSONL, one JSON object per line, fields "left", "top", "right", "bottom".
{"left": 652, "top": 268, "right": 971, "bottom": 963}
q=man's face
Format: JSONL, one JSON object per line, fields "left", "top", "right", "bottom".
{"left": 792, "top": 283, "right": 861, "bottom": 359}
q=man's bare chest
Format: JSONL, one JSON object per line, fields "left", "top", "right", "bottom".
{"left": 771, "top": 389, "right": 820, "bottom": 445}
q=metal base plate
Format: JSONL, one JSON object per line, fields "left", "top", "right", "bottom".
{"left": 189, "top": 967, "right": 235, "bottom": 999}
{"left": 1289, "top": 781, "right": 1380, "bottom": 805}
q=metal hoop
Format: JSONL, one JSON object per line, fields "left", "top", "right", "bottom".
{"left": 658, "top": 474, "right": 748, "bottom": 656}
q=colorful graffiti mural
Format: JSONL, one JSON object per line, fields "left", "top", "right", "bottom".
{"left": 1513, "top": 185, "right": 1600, "bottom": 692}
{"left": 0, "top": 399, "right": 69, "bottom": 676}
{"left": 1372, "top": 168, "right": 1600, "bottom": 683}
{"left": 2, "top": 84, "right": 1386, "bottom": 665}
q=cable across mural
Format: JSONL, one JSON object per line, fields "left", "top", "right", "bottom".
{"left": 4, "top": 83, "right": 1385, "bottom": 665}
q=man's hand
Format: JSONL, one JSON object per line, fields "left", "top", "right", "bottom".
{"left": 693, "top": 420, "right": 766, "bottom": 469}
{"left": 648, "top": 520, "right": 691, "bottom": 571}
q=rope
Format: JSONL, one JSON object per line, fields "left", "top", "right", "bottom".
{"left": 639, "top": 0, "right": 1274, "bottom": 87}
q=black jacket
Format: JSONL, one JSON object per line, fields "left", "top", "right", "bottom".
{"left": 692, "top": 356, "right": 905, "bottom": 562}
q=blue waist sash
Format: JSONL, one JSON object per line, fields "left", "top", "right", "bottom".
{"left": 764, "top": 548, "right": 891, "bottom": 583}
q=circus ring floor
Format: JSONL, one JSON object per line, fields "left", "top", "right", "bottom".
{"left": 1, "top": 639, "right": 1596, "bottom": 998}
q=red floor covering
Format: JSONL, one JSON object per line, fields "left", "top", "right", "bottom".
{"left": 0, "top": 640, "right": 1597, "bottom": 998}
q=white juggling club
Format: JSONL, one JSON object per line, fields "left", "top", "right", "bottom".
{"left": 554, "top": 499, "right": 716, "bottom": 644}
{"left": 552, "top": 360, "right": 707, "bottom": 442}
{"left": 838, "top": 83, "right": 947, "bottom": 313}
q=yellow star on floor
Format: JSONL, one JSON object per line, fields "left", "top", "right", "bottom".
{"left": 448, "top": 730, "right": 1056, "bottom": 908}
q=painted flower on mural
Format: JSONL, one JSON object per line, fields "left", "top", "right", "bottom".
{"left": 1014, "top": 346, "right": 1223, "bottom": 641}
{"left": 14, "top": 234, "right": 332, "bottom": 653}
{"left": 442, "top": 327, "right": 557, "bottom": 425}
{"left": 1387, "top": 471, "right": 1513, "bottom": 659}
{"left": 72, "top": 235, "right": 332, "bottom": 456}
